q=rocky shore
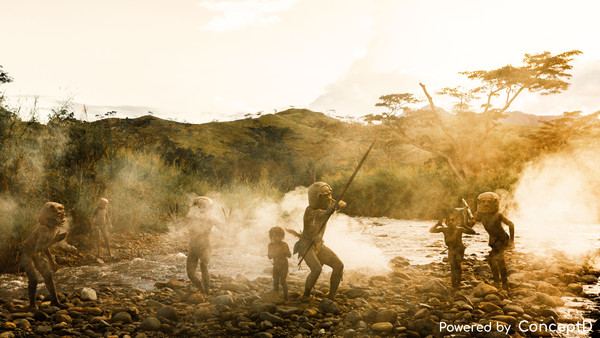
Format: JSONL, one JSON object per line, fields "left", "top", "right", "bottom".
{"left": 1, "top": 245, "right": 599, "bottom": 338}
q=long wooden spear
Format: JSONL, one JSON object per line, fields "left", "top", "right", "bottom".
{"left": 297, "top": 140, "right": 376, "bottom": 266}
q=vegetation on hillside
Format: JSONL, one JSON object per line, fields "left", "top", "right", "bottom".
{"left": 1, "top": 52, "right": 599, "bottom": 271}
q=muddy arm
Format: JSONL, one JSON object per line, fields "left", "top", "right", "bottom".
{"left": 461, "top": 226, "right": 477, "bottom": 235}
{"left": 285, "top": 242, "right": 291, "bottom": 258}
{"left": 44, "top": 249, "right": 57, "bottom": 270}
{"left": 501, "top": 214, "right": 515, "bottom": 242}
{"left": 429, "top": 220, "right": 444, "bottom": 233}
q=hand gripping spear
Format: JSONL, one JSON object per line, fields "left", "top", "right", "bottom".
{"left": 297, "top": 140, "right": 376, "bottom": 266}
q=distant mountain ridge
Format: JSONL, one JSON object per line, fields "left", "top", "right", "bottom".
{"left": 500, "top": 110, "right": 560, "bottom": 126}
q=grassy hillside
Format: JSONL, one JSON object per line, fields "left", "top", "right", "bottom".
{"left": 1, "top": 105, "right": 597, "bottom": 271}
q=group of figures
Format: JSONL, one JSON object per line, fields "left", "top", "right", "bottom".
{"left": 19, "top": 182, "right": 514, "bottom": 312}
{"left": 430, "top": 192, "right": 515, "bottom": 291}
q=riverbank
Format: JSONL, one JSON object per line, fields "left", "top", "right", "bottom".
{"left": 1, "top": 244, "right": 599, "bottom": 337}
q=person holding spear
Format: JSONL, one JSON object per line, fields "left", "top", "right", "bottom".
{"left": 294, "top": 142, "right": 374, "bottom": 301}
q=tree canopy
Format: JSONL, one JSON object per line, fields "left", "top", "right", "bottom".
{"left": 370, "top": 50, "right": 583, "bottom": 181}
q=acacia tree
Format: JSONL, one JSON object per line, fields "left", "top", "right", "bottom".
{"left": 530, "top": 110, "right": 600, "bottom": 152}
{"left": 436, "top": 86, "right": 483, "bottom": 113}
{"left": 372, "top": 50, "right": 582, "bottom": 181}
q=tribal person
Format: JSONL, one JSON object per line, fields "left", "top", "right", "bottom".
{"left": 471, "top": 192, "right": 515, "bottom": 290}
{"left": 186, "top": 196, "right": 219, "bottom": 294}
{"left": 294, "top": 182, "right": 346, "bottom": 301}
{"left": 268, "top": 226, "right": 291, "bottom": 302}
{"left": 91, "top": 197, "right": 112, "bottom": 257}
{"left": 430, "top": 208, "right": 476, "bottom": 289}
{"left": 20, "top": 202, "right": 68, "bottom": 310}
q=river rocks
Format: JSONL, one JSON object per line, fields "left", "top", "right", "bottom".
{"left": 407, "top": 317, "right": 435, "bottom": 336}
{"left": 2, "top": 322, "right": 16, "bottom": 330}
{"left": 345, "top": 311, "right": 362, "bottom": 326}
{"left": 84, "top": 307, "right": 103, "bottom": 316}
{"left": 480, "top": 302, "right": 502, "bottom": 313}
{"left": 140, "top": 317, "right": 161, "bottom": 331}
{"left": 568, "top": 283, "right": 583, "bottom": 294}
{"left": 112, "top": 311, "right": 133, "bottom": 324}
{"left": 536, "top": 292, "right": 565, "bottom": 307}
{"left": 343, "top": 328, "right": 357, "bottom": 338}
{"left": 580, "top": 275, "right": 598, "bottom": 283}
{"left": 503, "top": 304, "right": 524, "bottom": 315}
{"left": 3, "top": 230, "right": 598, "bottom": 338}
{"left": 223, "top": 282, "right": 250, "bottom": 292}
{"left": 12, "top": 318, "right": 30, "bottom": 329}
{"left": 474, "top": 282, "right": 498, "bottom": 297}
{"left": 253, "top": 332, "right": 272, "bottom": 338}
{"left": 211, "top": 294, "right": 234, "bottom": 306}
{"left": 318, "top": 299, "right": 339, "bottom": 314}
{"left": 194, "top": 307, "right": 211, "bottom": 321}
{"left": 536, "top": 281, "right": 562, "bottom": 297}
{"left": 372, "top": 322, "right": 393, "bottom": 333}
{"left": 35, "top": 325, "right": 53, "bottom": 335}
{"left": 421, "top": 279, "right": 448, "bottom": 296}
{"left": 275, "top": 306, "right": 298, "bottom": 316}
{"left": 376, "top": 308, "right": 397, "bottom": 323}
{"left": 344, "top": 288, "right": 369, "bottom": 299}
{"left": 157, "top": 306, "right": 178, "bottom": 322}
{"left": 390, "top": 256, "right": 410, "bottom": 267}
{"left": 53, "top": 313, "right": 73, "bottom": 324}
{"left": 302, "top": 308, "right": 317, "bottom": 317}
{"left": 491, "top": 315, "right": 517, "bottom": 327}
{"left": 81, "top": 287, "right": 97, "bottom": 301}
{"left": 166, "top": 280, "right": 184, "bottom": 289}
{"left": 186, "top": 292, "right": 205, "bottom": 304}
{"left": 259, "top": 312, "right": 283, "bottom": 325}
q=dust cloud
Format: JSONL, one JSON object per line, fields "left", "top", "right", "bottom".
{"left": 165, "top": 186, "right": 389, "bottom": 277}
{"left": 510, "top": 148, "right": 600, "bottom": 257}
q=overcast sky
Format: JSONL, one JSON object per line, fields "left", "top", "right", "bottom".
{"left": 1, "top": 0, "right": 599, "bottom": 123}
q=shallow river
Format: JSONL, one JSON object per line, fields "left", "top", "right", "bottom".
{"left": 1, "top": 216, "right": 600, "bottom": 336}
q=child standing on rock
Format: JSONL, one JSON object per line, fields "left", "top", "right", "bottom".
{"left": 430, "top": 208, "right": 476, "bottom": 289}
{"left": 268, "top": 226, "right": 291, "bottom": 302}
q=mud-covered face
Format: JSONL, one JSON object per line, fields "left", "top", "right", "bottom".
{"left": 192, "top": 196, "right": 213, "bottom": 212}
{"left": 446, "top": 214, "right": 460, "bottom": 228}
{"left": 477, "top": 192, "right": 499, "bottom": 213}
{"left": 308, "top": 182, "right": 333, "bottom": 209}
{"left": 269, "top": 232, "right": 284, "bottom": 242}
{"left": 38, "top": 202, "right": 65, "bottom": 227}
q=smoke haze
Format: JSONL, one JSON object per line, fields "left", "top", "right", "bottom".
{"left": 511, "top": 148, "right": 600, "bottom": 256}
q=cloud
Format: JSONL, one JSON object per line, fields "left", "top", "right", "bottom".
{"left": 199, "top": 0, "right": 298, "bottom": 32}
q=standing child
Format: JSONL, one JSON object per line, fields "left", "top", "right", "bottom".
{"left": 268, "top": 226, "right": 291, "bottom": 302}
{"left": 430, "top": 209, "right": 476, "bottom": 289}
{"left": 91, "top": 197, "right": 112, "bottom": 258}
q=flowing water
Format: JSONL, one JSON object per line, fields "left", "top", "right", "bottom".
{"left": 1, "top": 216, "right": 599, "bottom": 336}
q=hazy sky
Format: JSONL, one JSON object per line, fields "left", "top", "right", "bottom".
{"left": 1, "top": 0, "right": 599, "bottom": 123}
